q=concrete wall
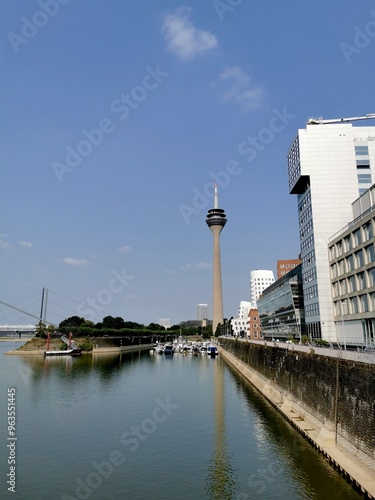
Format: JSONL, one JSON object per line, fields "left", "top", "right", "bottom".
{"left": 220, "top": 339, "right": 375, "bottom": 498}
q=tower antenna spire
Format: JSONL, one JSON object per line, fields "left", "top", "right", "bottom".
{"left": 214, "top": 183, "right": 219, "bottom": 209}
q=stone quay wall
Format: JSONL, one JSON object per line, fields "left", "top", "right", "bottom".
{"left": 219, "top": 339, "right": 375, "bottom": 499}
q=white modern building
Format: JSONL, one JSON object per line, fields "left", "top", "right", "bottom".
{"left": 231, "top": 301, "right": 251, "bottom": 337}
{"left": 288, "top": 118, "right": 375, "bottom": 342}
{"left": 250, "top": 270, "right": 275, "bottom": 308}
{"left": 159, "top": 318, "right": 171, "bottom": 329}
{"left": 197, "top": 303, "right": 209, "bottom": 321}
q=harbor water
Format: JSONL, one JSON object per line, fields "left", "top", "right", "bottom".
{"left": 0, "top": 342, "right": 361, "bottom": 499}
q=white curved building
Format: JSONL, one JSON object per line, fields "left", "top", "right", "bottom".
{"left": 250, "top": 270, "right": 275, "bottom": 308}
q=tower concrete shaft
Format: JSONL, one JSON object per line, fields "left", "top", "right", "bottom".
{"left": 206, "top": 185, "right": 227, "bottom": 334}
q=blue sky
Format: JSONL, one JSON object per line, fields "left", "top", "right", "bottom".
{"left": 1, "top": 0, "right": 375, "bottom": 327}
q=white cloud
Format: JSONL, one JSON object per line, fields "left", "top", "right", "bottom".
{"left": 217, "top": 66, "right": 265, "bottom": 111}
{"left": 19, "top": 241, "right": 32, "bottom": 247}
{"left": 162, "top": 7, "right": 218, "bottom": 60}
{"left": 118, "top": 246, "right": 131, "bottom": 254}
{"left": 125, "top": 294, "right": 138, "bottom": 300}
{"left": 63, "top": 257, "right": 89, "bottom": 266}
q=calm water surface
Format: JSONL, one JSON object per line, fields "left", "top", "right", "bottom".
{"left": 0, "top": 342, "right": 361, "bottom": 499}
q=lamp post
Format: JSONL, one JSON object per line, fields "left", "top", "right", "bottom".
{"left": 341, "top": 299, "right": 347, "bottom": 350}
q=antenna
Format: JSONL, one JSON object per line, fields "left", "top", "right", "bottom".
{"left": 307, "top": 114, "right": 375, "bottom": 125}
{"left": 214, "top": 183, "right": 218, "bottom": 209}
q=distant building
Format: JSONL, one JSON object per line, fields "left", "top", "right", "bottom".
{"left": 159, "top": 318, "right": 171, "bottom": 329}
{"left": 197, "top": 303, "right": 209, "bottom": 321}
{"left": 231, "top": 301, "right": 251, "bottom": 337}
{"left": 277, "top": 259, "right": 301, "bottom": 279}
{"left": 257, "top": 264, "right": 305, "bottom": 341}
{"left": 247, "top": 309, "right": 262, "bottom": 340}
{"left": 250, "top": 270, "right": 275, "bottom": 308}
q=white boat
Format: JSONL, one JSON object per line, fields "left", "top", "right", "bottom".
{"left": 155, "top": 344, "right": 164, "bottom": 354}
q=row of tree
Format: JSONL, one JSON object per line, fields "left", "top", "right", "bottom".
{"left": 36, "top": 316, "right": 213, "bottom": 338}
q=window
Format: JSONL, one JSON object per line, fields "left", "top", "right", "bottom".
{"left": 365, "top": 244, "right": 375, "bottom": 263}
{"left": 346, "top": 255, "right": 354, "bottom": 272}
{"left": 368, "top": 268, "right": 375, "bottom": 287}
{"left": 362, "top": 222, "right": 374, "bottom": 240}
{"left": 357, "top": 272, "right": 365, "bottom": 290}
{"left": 355, "top": 250, "right": 365, "bottom": 267}
{"left": 343, "top": 235, "right": 352, "bottom": 252}
{"left": 350, "top": 296, "right": 358, "bottom": 314}
{"left": 360, "top": 294, "right": 369, "bottom": 313}
{"left": 348, "top": 275, "right": 356, "bottom": 293}
{"left": 353, "top": 229, "right": 362, "bottom": 246}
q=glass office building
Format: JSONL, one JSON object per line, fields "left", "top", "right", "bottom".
{"left": 257, "top": 265, "right": 305, "bottom": 341}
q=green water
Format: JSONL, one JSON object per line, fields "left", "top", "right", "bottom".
{"left": 0, "top": 342, "right": 361, "bottom": 499}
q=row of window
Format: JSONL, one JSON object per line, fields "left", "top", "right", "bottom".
{"left": 331, "top": 245, "right": 375, "bottom": 277}
{"left": 302, "top": 249, "right": 315, "bottom": 267}
{"left": 300, "top": 219, "right": 313, "bottom": 239}
{"left": 303, "top": 267, "right": 316, "bottom": 284}
{"left": 333, "top": 292, "right": 375, "bottom": 315}
{"left": 330, "top": 221, "right": 374, "bottom": 259}
{"left": 287, "top": 137, "right": 301, "bottom": 190}
{"left": 355, "top": 145, "right": 369, "bottom": 155}
{"left": 298, "top": 190, "right": 311, "bottom": 213}
{"left": 332, "top": 268, "right": 375, "bottom": 296}
{"left": 299, "top": 205, "right": 312, "bottom": 226}
{"left": 304, "top": 284, "right": 318, "bottom": 300}
{"left": 305, "top": 302, "right": 320, "bottom": 317}
{"left": 301, "top": 234, "right": 314, "bottom": 253}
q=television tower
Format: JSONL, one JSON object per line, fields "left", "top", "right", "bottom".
{"left": 206, "top": 184, "right": 227, "bottom": 335}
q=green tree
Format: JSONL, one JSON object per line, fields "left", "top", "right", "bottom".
{"left": 101, "top": 316, "right": 125, "bottom": 329}
{"left": 147, "top": 323, "right": 165, "bottom": 331}
{"left": 59, "top": 316, "right": 85, "bottom": 329}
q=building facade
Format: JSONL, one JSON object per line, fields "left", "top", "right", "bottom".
{"left": 277, "top": 259, "right": 301, "bottom": 279}
{"left": 329, "top": 184, "right": 375, "bottom": 347}
{"left": 250, "top": 270, "right": 275, "bottom": 309}
{"left": 197, "top": 304, "right": 209, "bottom": 321}
{"left": 288, "top": 122, "right": 375, "bottom": 342}
{"left": 257, "top": 265, "right": 305, "bottom": 341}
{"left": 230, "top": 301, "right": 251, "bottom": 337}
{"left": 247, "top": 308, "right": 263, "bottom": 340}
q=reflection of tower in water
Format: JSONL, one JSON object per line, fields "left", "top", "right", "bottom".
{"left": 206, "top": 358, "right": 235, "bottom": 498}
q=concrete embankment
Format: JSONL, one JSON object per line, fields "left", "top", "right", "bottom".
{"left": 220, "top": 347, "right": 375, "bottom": 499}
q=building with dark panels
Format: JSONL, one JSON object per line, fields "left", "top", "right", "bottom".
{"left": 257, "top": 264, "right": 305, "bottom": 341}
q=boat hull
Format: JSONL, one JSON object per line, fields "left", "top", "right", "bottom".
{"left": 44, "top": 349, "right": 82, "bottom": 357}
